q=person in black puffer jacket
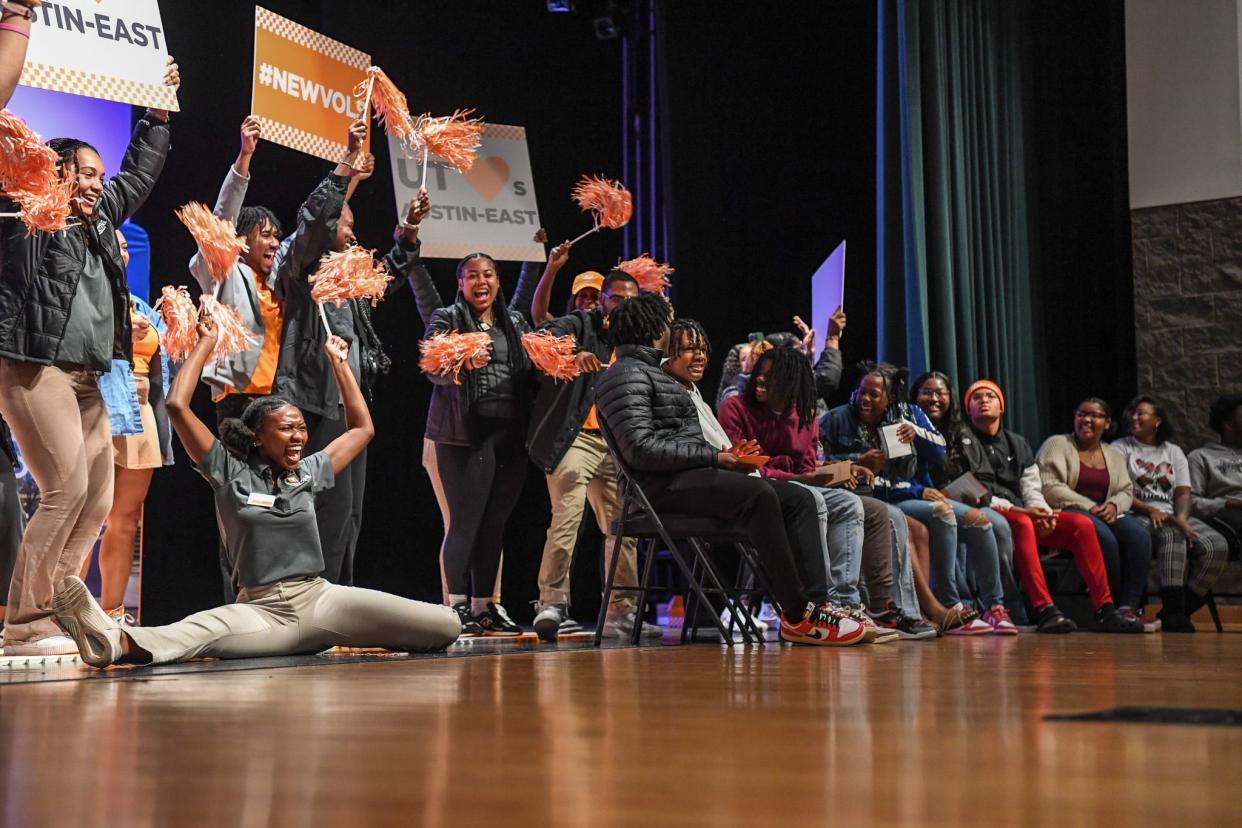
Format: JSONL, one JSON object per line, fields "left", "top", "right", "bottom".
{"left": 419, "top": 252, "right": 533, "bottom": 637}
{"left": 592, "top": 294, "right": 865, "bottom": 647}
{"left": 0, "top": 61, "right": 178, "bottom": 655}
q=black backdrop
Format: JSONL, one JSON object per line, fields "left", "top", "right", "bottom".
{"left": 136, "top": 1, "right": 1133, "bottom": 625}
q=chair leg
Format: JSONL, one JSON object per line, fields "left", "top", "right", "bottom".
{"left": 1205, "top": 591, "right": 1224, "bottom": 633}
{"left": 595, "top": 517, "right": 630, "bottom": 648}
{"left": 632, "top": 539, "right": 658, "bottom": 646}
{"left": 658, "top": 534, "right": 736, "bottom": 646}
{"left": 681, "top": 557, "right": 701, "bottom": 645}
{"left": 685, "top": 537, "right": 750, "bottom": 645}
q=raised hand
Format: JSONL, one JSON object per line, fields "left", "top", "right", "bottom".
{"left": 146, "top": 56, "right": 180, "bottom": 122}
{"left": 827, "top": 306, "right": 846, "bottom": 342}
{"left": 406, "top": 188, "right": 431, "bottom": 224}
{"left": 195, "top": 314, "right": 219, "bottom": 344}
{"left": 533, "top": 228, "right": 548, "bottom": 245}
{"left": 792, "top": 315, "right": 815, "bottom": 355}
{"left": 239, "top": 116, "right": 262, "bottom": 156}
{"left": 548, "top": 241, "right": 572, "bottom": 270}
{"left": 324, "top": 334, "right": 349, "bottom": 364}
{"left": 346, "top": 119, "right": 367, "bottom": 154}
{"left": 353, "top": 151, "right": 375, "bottom": 182}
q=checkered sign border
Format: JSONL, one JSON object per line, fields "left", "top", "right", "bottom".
{"left": 255, "top": 6, "right": 369, "bottom": 70}
{"left": 18, "top": 61, "right": 179, "bottom": 111}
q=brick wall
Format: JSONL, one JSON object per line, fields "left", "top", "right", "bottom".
{"left": 1131, "top": 197, "right": 1242, "bottom": 449}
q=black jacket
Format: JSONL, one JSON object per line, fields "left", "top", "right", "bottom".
{"left": 0, "top": 118, "right": 170, "bottom": 367}
{"left": 272, "top": 174, "right": 418, "bottom": 417}
{"left": 526, "top": 308, "right": 611, "bottom": 473}
{"left": 593, "top": 344, "right": 717, "bottom": 485}
{"left": 961, "top": 425, "right": 1033, "bottom": 507}
{"left": 409, "top": 259, "right": 532, "bottom": 446}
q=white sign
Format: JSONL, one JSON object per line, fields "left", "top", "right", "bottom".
{"left": 389, "top": 123, "right": 544, "bottom": 262}
{"left": 19, "top": 0, "right": 178, "bottom": 111}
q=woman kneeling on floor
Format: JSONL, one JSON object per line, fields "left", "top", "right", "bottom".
{"left": 52, "top": 315, "right": 461, "bottom": 667}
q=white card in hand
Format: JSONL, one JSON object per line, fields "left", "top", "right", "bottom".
{"left": 880, "top": 423, "right": 913, "bottom": 459}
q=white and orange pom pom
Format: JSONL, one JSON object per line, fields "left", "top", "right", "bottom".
{"left": 175, "top": 202, "right": 248, "bottom": 282}
{"left": 414, "top": 109, "right": 484, "bottom": 173}
{"left": 311, "top": 246, "right": 393, "bottom": 307}
{"left": 158, "top": 286, "right": 199, "bottom": 361}
{"left": 200, "top": 295, "right": 259, "bottom": 362}
{"left": 0, "top": 109, "right": 74, "bottom": 235}
{"left": 617, "top": 254, "right": 674, "bottom": 294}
{"left": 521, "top": 331, "right": 582, "bottom": 382}
{"left": 355, "top": 66, "right": 416, "bottom": 156}
{"left": 418, "top": 331, "right": 492, "bottom": 385}
{"left": 571, "top": 175, "right": 633, "bottom": 230}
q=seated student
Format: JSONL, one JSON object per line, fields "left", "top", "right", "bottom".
{"left": 1187, "top": 394, "right": 1242, "bottom": 560}
{"left": 1038, "top": 398, "right": 1154, "bottom": 630}
{"left": 822, "top": 364, "right": 999, "bottom": 635}
{"left": 719, "top": 345, "right": 935, "bottom": 640}
{"left": 911, "top": 371, "right": 1028, "bottom": 627}
{"left": 51, "top": 315, "right": 461, "bottom": 667}
{"left": 961, "top": 381, "right": 1138, "bottom": 632}
{"left": 594, "top": 296, "right": 865, "bottom": 646}
{"left": 1113, "top": 395, "right": 1228, "bottom": 632}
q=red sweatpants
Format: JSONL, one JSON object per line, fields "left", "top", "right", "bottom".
{"left": 1002, "top": 510, "right": 1114, "bottom": 610}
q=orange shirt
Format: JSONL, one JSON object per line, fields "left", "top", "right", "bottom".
{"left": 130, "top": 309, "right": 159, "bottom": 376}
{"left": 580, "top": 351, "right": 616, "bottom": 431}
{"left": 217, "top": 276, "right": 283, "bottom": 400}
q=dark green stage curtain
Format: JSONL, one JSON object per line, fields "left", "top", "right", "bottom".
{"left": 876, "top": 0, "right": 1042, "bottom": 440}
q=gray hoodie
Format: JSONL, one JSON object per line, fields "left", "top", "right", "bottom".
{"left": 1186, "top": 442, "right": 1242, "bottom": 518}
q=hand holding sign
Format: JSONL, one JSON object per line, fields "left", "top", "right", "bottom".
{"left": 145, "top": 55, "right": 179, "bottom": 122}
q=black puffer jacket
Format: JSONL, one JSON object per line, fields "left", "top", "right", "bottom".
{"left": 411, "top": 262, "right": 532, "bottom": 446}
{"left": 0, "top": 118, "right": 170, "bottom": 367}
{"left": 593, "top": 344, "right": 717, "bottom": 483}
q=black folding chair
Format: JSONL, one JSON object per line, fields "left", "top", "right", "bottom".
{"left": 593, "top": 419, "right": 770, "bottom": 646}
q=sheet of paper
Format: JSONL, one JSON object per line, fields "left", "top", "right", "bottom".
{"left": 880, "top": 423, "right": 913, "bottom": 459}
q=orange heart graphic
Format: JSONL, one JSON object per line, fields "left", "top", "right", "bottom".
{"left": 462, "top": 156, "right": 509, "bottom": 202}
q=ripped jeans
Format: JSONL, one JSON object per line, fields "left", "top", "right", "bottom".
{"left": 896, "top": 498, "right": 1003, "bottom": 610}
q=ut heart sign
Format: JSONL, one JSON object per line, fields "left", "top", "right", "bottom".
{"left": 388, "top": 123, "right": 545, "bottom": 263}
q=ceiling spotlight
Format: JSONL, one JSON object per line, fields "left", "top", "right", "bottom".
{"left": 593, "top": 15, "right": 619, "bottom": 39}
{"left": 546, "top": 1, "right": 574, "bottom": 12}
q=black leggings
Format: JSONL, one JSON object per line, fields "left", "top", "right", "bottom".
{"left": 435, "top": 421, "right": 527, "bottom": 600}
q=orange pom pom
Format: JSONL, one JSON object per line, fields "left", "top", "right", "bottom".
{"left": 414, "top": 110, "right": 484, "bottom": 173}
{"left": 616, "top": 254, "right": 674, "bottom": 293}
{"left": 418, "top": 331, "right": 492, "bottom": 385}
{"left": 521, "top": 331, "right": 582, "bottom": 382}
{"left": 355, "top": 66, "right": 416, "bottom": 156}
{"left": 200, "top": 295, "right": 259, "bottom": 362}
{"left": 311, "top": 246, "right": 393, "bottom": 307}
{"left": 157, "top": 286, "right": 200, "bottom": 361}
{"left": 0, "top": 109, "right": 74, "bottom": 235}
{"left": 175, "top": 202, "right": 248, "bottom": 282}
{"left": 571, "top": 175, "right": 633, "bottom": 230}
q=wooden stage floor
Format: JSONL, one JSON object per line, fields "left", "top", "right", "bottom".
{"left": 1, "top": 631, "right": 1240, "bottom": 826}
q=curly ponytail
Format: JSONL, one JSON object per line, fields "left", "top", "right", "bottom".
{"left": 218, "top": 396, "right": 296, "bottom": 459}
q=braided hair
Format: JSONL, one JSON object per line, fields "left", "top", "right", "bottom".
{"left": 607, "top": 292, "right": 672, "bottom": 347}
{"left": 218, "top": 396, "right": 298, "bottom": 459}
{"left": 236, "top": 206, "right": 283, "bottom": 239}
{"left": 853, "top": 360, "right": 909, "bottom": 425}
{"left": 669, "top": 317, "right": 711, "bottom": 359}
{"left": 46, "top": 138, "right": 98, "bottom": 171}
{"left": 746, "top": 346, "right": 816, "bottom": 430}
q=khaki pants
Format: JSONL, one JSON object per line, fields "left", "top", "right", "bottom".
{"left": 538, "top": 430, "right": 637, "bottom": 611}
{"left": 126, "top": 576, "right": 461, "bottom": 665}
{"left": 0, "top": 360, "right": 114, "bottom": 646}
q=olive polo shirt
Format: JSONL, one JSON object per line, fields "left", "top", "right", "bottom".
{"left": 195, "top": 440, "right": 335, "bottom": 588}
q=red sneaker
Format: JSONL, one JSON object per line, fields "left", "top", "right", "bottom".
{"left": 983, "top": 604, "right": 1019, "bottom": 636}
{"left": 780, "top": 603, "right": 867, "bottom": 646}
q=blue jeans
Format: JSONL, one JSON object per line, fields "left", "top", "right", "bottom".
{"left": 981, "top": 507, "right": 1028, "bottom": 624}
{"left": 886, "top": 503, "right": 920, "bottom": 617}
{"left": 896, "top": 498, "right": 1003, "bottom": 609}
{"left": 1067, "top": 508, "right": 1152, "bottom": 609}
{"left": 792, "top": 483, "right": 866, "bottom": 607}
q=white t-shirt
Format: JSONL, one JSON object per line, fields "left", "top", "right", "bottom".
{"left": 1112, "top": 436, "right": 1190, "bottom": 514}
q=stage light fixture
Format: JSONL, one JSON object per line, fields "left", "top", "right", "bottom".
{"left": 546, "top": 1, "right": 574, "bottom": 12}
{"left": 593, "top": 15, "right": 619, "bottom": 39}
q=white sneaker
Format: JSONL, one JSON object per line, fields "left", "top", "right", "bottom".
{"left": 602, "top": 610, "right": 663, "bottom": 640}
{"left": 1, "top": 634, "right": 79, "bottom": 657}
{"left": 52, "top": 576, "right": 123, "bottom": 667}
{"left": 839, "top": 604, "right": 898, "bottom": 643}
{"left": 719, "top": 604, "right": 768, "bottom": 635}
{"left": 756, "top": 602, "right": 780, "bottom": 627}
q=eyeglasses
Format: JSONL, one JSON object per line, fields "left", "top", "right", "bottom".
{"left": 1075, "top": 411, "right": 1108, "bottom": 421}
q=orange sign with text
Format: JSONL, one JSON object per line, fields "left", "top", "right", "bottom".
{"left": 250, "top": 6, "right": 370, "bottom": 162}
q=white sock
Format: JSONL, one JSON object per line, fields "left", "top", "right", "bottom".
{"left": 449, "top": 594, "right": 467, "bottom": 608}
{"left": 471, "top": 597, "right": 491, "bottom": 616}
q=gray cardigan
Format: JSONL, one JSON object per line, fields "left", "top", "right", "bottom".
{"left": 188, "top": 165, "right": 278, "bottom": 394}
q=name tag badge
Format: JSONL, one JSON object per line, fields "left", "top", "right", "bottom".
{"left": 246, "top": 492, "right": 277, "bottom": 508}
